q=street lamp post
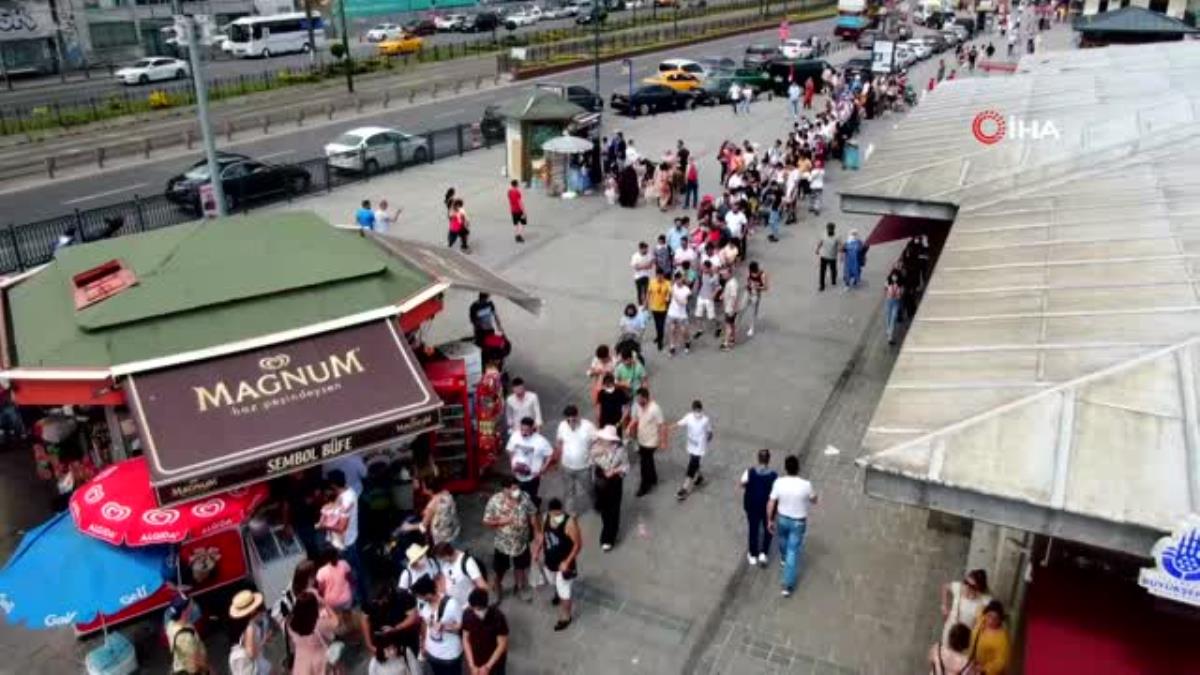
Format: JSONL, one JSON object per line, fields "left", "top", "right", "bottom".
{"left": 592, "top": 6, "right": 603, "bottom": 180}
{"left": 338, "top": 0, "right": 355, "bottom": 93}
{"left": 302, "top": 0, "right": 318, "bottom": 68}
{"left": 173, "top": 1, "right": 225, "bottom": 216}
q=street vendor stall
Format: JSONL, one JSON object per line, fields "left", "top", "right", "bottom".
{"left": 0, "top": 212, "right": 541, "bottom": 640}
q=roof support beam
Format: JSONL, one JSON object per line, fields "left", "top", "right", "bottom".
{"left": 838, "top": 193, "right": 959, "bottom": 221}
{"left": 862, "top": 467, "right": 1163, "bottom": 557}
{"left": 1050, "top": 391, "right": 1077, "bottom": 510}
{"left": 1176, "top": 346, "right": 1200, "bottom": 514}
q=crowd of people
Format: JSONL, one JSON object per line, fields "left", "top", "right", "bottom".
{"left": 929, "top": 569, "right": 1013, "bottom": 675}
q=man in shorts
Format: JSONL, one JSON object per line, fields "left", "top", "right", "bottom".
{"left": 720, "top": 266, "right": 741, "bottom": 351}
{"left": 507, "top": 180, "right": 527, "bottom": 243}
{"left": 675, "top": 400, "right": 713, "bottom": 500}
{"left": 483, "top": 477, "right": 541, "bottom": 603}
{"left": 539, "top": 498, "right": 582, "bottom": 631}
{"left": 667, "top": 271, "right": 692, "bottom": 356}
{"left": 693, "top": 260, "right": 720, "bottom": 342}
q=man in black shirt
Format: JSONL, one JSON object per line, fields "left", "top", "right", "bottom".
{"left": 469, "top": 292, "right": 504, "bottom": 345}
{"left": 595, "top": 374, "right": 630, "bottom": 436}
{"left": 462, "top": 588, "right": 509, "bottom": 675}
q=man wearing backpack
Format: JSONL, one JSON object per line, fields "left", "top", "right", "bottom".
{"left": 412, "top": 575, "right": 465, "bottom": 675}
{"left": 166, "top": 593, "right": 209, "bottom": 674}
{"left": 432, "top": 541, "right": 489, "bottom": 609}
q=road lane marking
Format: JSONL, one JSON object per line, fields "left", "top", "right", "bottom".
{"left": 62, "top": 182, "right": 148, "bottom": 205}
{"left": 431, "top": 109, "right": 461, "bottom": 120}
{"left": 257, "top": 150, "right": 295, "bottom": 160}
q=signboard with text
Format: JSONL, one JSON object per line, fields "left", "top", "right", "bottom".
{"left": 872, "top": 40, "right": 895, "bottom": 74}
{"left": 128, "top": 320, "right": 441, "bottom": 505}
{"left": 1139, "top": 518, "right": 1200, "bottom": 608}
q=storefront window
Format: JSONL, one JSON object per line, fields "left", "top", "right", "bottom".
{"left": 89, "top": 21, "right": 139, "bottom": 49}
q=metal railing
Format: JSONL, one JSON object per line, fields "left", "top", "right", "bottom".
{"left": 0, "top": 122, "right": 498, "bottom": 274}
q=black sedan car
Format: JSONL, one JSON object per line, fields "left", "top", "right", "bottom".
{"left": 461, "top": 12, "right": 500, "bottom": 32}
{"left": 403, "top": 18, "right": 437, "bottom": 35}
{"left": 611, "top": 84, "right": 695, "bottom": 116}
{"left": 763, "top": 58, "right": 831, "bottom": 96}
{"left": 166, "top": 154, "right": 311, "bottom": 212}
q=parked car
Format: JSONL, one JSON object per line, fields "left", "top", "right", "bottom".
{"left": 779, "top": 38, "right": 809, "bottom": 59}
{"left": 743, "top": 43, "right": 777, "bottom": 69}
{"left": 947, "top": 23, "right": 969, "bottom": 42}
{"left": 856, "top": 29, "right": 879, "bottom": 50}
{"left": 611, "top": 84, "right": 695, "bottom": 115}
{"left": 166, "top": 153, "right": 310, "bottom": 212}
{"left": 940, "top": 28, "right": 962, "bottom": 46}
{"left": 506, "top": 6, "right": 542, "bottom": 27}
{"left": 536, "top": 82, "right": 604, "bottom": 112}
{"left": 920, "top": 33, "right": 947, "bottom": 53}
{"left": 403, "top": 18, "right": 437, "bottom": 35}
{"left": 377, "top": 33, "right": 423, "bottom": 55}
{"left": 115, "top": 57, "right": 190, "bottom": 85}
{"left": 462, "top": 12, "right": 501, "bottom": 32}
{"left": 895, "top": 22, "right": 913, "bottom": 39}
{"left": 642, "top": 70, "right": 703, "bottom": 93}
{"left": 366, "top": 23, "right": 404, "bottom": 41}
{"left": 894, "top": 43, "right": 916, "bottom": 68}
{"left": 904, "top": 38, "right": 931, "bottom": 60}
{"left": 763, "top": 58, "right": 830, "bottom": 95}
{"left": 323, "top": 126, "right": 431, "bottom": 174}
{"left": 697, "top": 56, "right": 737, "bottom": 74}
{"left": 700, "top": 68, "right": 773, "bottom": 102}
{"left": 575, "top": 5, "right": 607, "bottom": 23}
{"left": 434, "top": 14, "right": 466, "bottom": 31}
{"left": 542, "top": 3, "right": 576, "bottom": 18}
{"left": 953, "top": 16, "right": 976, "bottom": 37}
{"left": 842, "top": 55, "right": 873, "bottom": 78}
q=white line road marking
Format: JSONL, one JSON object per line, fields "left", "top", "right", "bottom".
{"left": 257, "top": 150, "right": 295, "bottom": 160}
{"left": 62, "top": 182, "right": 148, "bottom": 205}
{"left": 823, "top": 445, "right": 841, "bottom": 456}
{"left": 431, "top": 109, "right": 461, "bottom": 120}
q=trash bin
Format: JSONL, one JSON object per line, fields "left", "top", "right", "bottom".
{"left": 843, "top": 140, "right": 861, "bottom": 171}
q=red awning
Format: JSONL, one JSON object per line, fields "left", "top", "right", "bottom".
{"left": 1024, "top": 563, "right": 1200, "bottom": 675}
{"left": 866, "top": 215, "right": 951, "bottom": 246}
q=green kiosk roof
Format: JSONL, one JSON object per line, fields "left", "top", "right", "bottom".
{"left": 4, "top": 212, "right": 435, "bottom": 370}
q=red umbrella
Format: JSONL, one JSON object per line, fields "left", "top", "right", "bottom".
{"left": 69, "top": 457, "right": 268, "bottom": 547}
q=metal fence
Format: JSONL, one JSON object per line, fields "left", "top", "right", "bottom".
{"left": 0, "top": 122, "right": 499, "bottom": 274}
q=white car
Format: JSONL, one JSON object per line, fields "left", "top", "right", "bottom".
{"left": 542, "top": 4, "right": 576, "bottom": 18}
{"left": 324, "top": 126, "right": 431, "bottom": 173}
{"left": 115, "top": 57, "right": 190, "bottom": 85}
{"left": 904, "top": 38, "right": 931, "bottom": 60}
{"left": 366, "top": 23, "right": 404, "bottom": 41}
{"left": 894, "top": 44, "right": 917, "bottom": 68}
{"left": 779, "top": 38, "right": 815, "bottom": 59}
{"left": 433, "top": 14, "right": 466, "bottom": 30}
{"left": 506, "top": 7, "right": 542, "bottom": 26}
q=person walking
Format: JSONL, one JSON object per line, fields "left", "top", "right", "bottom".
{"left": 540, "top": 497, "right": 583, "bottom": 630}
{"left": 884, "top": 271, "right": 904, "bottom": 345}
{"left": 462, "top": 588, "right": 509, "bottom": 675}
{"left": 595, "top": 374, "right": 630, "bottom": 436}
{"left": 590, "top": 425, "right": 629, "bottom": 551}
{"left": 166, "top": 594, "right": 209, "bottom": 675}
{"left": 929, "top": 623, "right": 973, "bottom": 675}
{"left": 842, "top": 228, "right": 864, "bottom": 289}
{"left": 483, "top": 477, "right": 541, "bottom": 603}
{"left": 373, "top": 199, "right": 401, "bottom": 235}
{"left": 315, "top": 547, "right": 355, "bottom": 631}
{"left": 613, "top": 347, "right": 648, "bottom": 397}
{"left": 506, "top": 179, "right": 527, "bottom": 243}
{"left": 412, "top": 576, "right": 464, "bottom": 675}
{"left": 228, "top": 590, "right": 273, "bottom": 675}
{"left": 674, "top": 400, "right": 713, "bottom": 500}
{"left": 447, "top": 199, "right": 470, "bottom": 252}
{"left": 787, "top": 80, "right": 802, "bottom": 120}
{"left": 646, "top": 269, "right": 672, "bottom": 351}
{"left": 746, "top": 261, "right": 768, "bottom": 337}
{"left": 683, "top": 157, "right": 700, "bottom": 210}
{"left": 729, "top": 82, "right": 742, "bottom": 115}
{"left": 719, "top": 267, "right": 740, "bottom": 352}
{"left": 803, "top": 77, "right": 815, "bottom": 110}
{"left": 555, "top": 405, "right": 596, "bottom": 515}
{"left": 586, "top": 345, "right": 615, "bottom": 415}
{"left": 740, "top": 448, "right": 777, "bottom": 566}
{"left": 355, "top": 199, "right": 376, "bottom": 231}
{"left": 693, "top": 260, "right": 720, "bottom": 343}
{"left": 667, "top": 271, "right": 693, "bottom": 356}
{"left": 741, "top": 84, "right": 753, "bottom": 114}
{"left": 505, "top": 416, "right": 553, "bottom": 506}
{"left": 937, "top": 59, "right": 946, "bottom": 82}
{"left": 816, "top": 222, "right": 840, "bottom": 292}
{"left": 628, "top": 387, "right": 667, "bottom": 497}
{"left": 631, "top": 241, "right": 654, "bottom": 306}
{"left": 767, "top": 454, "right": 818, "bottom": 597}
{"left": 504, "top": 378, "right": 543, "bottom": 435}
{"left": 808, "top": 162, "right": 824, "bottom": 214}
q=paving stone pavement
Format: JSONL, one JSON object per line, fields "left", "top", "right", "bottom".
{"left": 0, "top": 23, "right": 1038, "bottom": 671}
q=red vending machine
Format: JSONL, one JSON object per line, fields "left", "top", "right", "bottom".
{"left": 422, "top": 358, "right": 499, "bottom": 493}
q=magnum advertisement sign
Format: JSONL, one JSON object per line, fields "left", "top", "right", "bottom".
{"left": 128, "top": 321, "right": 442, "bottom": 505}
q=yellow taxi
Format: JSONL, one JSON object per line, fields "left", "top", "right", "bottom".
{"left": 641, "top": 69, "right": 702, "bottom": 93}
{"left": 377, "top": 34, "right": 423, "bottom": 56}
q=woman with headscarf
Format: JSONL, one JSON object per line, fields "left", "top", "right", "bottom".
{"left": 618, "top": 164, "right": 639, "bottom": 208}
{"left": 842, "top": 229, "right": 863, "bottom": 288}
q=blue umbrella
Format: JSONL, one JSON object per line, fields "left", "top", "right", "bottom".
{"left": 0, "top": 512, "right": 168, "bottom": 630}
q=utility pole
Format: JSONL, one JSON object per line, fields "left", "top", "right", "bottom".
{"left": 302, "top": 0, "right": 318, "bottom": 67}
{"left": 592, "top": 5, "right": 602, "bottom": 180}
{"left": 174, "top": 1, "right": 226, "bottom": 216}
{"left": 337, "top": 0, "right": 354, "bottom": 93}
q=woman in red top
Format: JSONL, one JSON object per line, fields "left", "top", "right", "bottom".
{"left": 803, "top": 77, "right": 815, "bottom": 110}
{"left": 448, "top": 198, "right": 470, "bottom": 253}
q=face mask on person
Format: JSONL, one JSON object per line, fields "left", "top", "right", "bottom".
{"left": 550, "top": 513, "right": 567, "bottom": 527}
{"left": 473, "top": 608, "right": 488, "bottom": 619}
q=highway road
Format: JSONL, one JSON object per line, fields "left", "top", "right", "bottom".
{"left": 3, "top": 16, "right": 844, "bottom": 226}
{"left": 0, "top": 2, "right": 746, "bottom": 111}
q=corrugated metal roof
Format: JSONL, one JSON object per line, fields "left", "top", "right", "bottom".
{"left": 850, "top": 42, "right": 1200, "bottom": 553}
{"left": 1072, "top": 6, "right": 1200, "bottom": 35}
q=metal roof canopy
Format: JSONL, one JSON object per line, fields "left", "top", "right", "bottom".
{"left": 850, "top": 42, "right": 1200, "bottom": 557}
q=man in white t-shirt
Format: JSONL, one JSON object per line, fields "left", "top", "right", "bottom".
{"left": 318, "top": 469, "right": 369, "bottom": 605}
{"left": 432, "top": 542, "right": 487, "bottom": 609}
{"left": 506, "top": 416, "right": 553, "bottom": 506}
{"left": 666, "top": 272, "right": 692, "bottom": 356}
{"left": 372, "top": 199, "right": 401, "bottom": 235}
{"left": 554, "top": 404, "right": 597, "bottom": 515}
{"left": 412, "top": 575, "right": 464, "bottom": 671}
{"left": 725, "top": 203, "right": 748, "bottom": 259}
{"left": 504, "top": 377, "right": 543, "bottom": 435}
{"left": 767, "top": 454, "right": 818, "bottom": 597}
{"left": 631, "top": 241, "right": 654, "bottom": 306}
{"left": 674, "top": 400, "right": 713, "bottom": 501}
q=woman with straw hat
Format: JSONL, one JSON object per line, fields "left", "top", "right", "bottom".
{"left": 229, "top": 589, "right": 274, "bottom": 675}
